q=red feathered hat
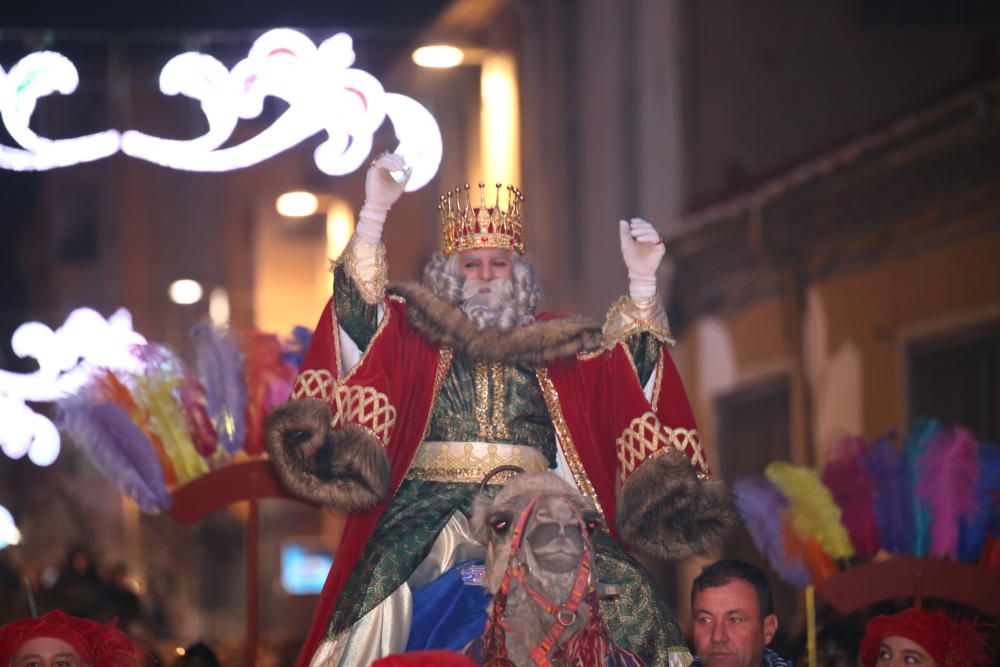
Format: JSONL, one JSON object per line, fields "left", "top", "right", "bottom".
{"left": 372, "top": 650, "right": 479, "bottom": 667}
{"left": 860, "top": 608, "right": 991, "bottom": 667}
{"left": 0, "top": 610, "right": 138, "bottom": 667}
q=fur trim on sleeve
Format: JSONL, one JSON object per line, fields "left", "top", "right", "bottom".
{"left": 265, "top": 398, "right": 390, "bottom": 513}
{"left": 616, "top": 449, "right": 735, "bottom": 560}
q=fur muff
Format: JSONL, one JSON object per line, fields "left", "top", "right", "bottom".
{"left": 616, "top": 449, "right": 735, "bottom": 560}
{"left": 389, "top": 282, "right": 604, "bottom": 365}
{"left": 265, "top": 398, "right": 390, "bottom": 513}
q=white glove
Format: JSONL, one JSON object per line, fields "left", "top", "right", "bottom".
{"left": 618, "top": 218, "right": 665, "bottom": 300}
{"left": 356, "top": 153, "right": 412, "bottom": 243}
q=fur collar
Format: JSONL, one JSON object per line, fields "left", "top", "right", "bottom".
{"left": 388, "top": 282, "right": 603, "bottom": 365}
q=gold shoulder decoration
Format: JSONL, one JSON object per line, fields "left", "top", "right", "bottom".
{"left": 291, "top": 369, "right": 336, "bottom": 400}
{"left": 338, "top": 235, "right": 387, "bottom": 305}
{"left": 615, "top": 411, "right": 705, "bottom": 484}
{"left": 332, "top": 383, "right": 397, "bottom": 446}
{"left": 602, "top": 295, "right": 675, "bottom": 348}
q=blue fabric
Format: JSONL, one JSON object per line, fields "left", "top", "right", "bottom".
{"left": 406, "top": 560, "right": 491, "bottom": 653}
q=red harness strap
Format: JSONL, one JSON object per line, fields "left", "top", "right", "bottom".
{"left": 484, "top": 493, "right": 595, "bottom": 667}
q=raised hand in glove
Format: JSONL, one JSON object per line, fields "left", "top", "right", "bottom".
{"left": 356, "top": 153, "right": 412, "bottom": 243}
{"left": 618, "top": 217, "right": 665, "bottom": 300}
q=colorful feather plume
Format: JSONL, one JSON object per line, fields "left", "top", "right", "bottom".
{"left": 240, "top": 331, "right": 297, "bottom": 456}
{"left": 860, "top": 432, "right": 911, "bottom": 554}
{"left": 917, "top": 426, "right": 980, "bottom": 559}
{"left": 131, "top": 345, "right": 208, "bottom": 483}
{"left": 733, "top": 477, "right": 811, "bottom": 587}
{"left": 765, "top": 461, "right": 854, "bottom": 561}
{"left": 58, "top": 400, "right": 171, "bottom": 513}
{"left": 281, "top": 325, "right": 312, "bottom": 369}
{"left": 903, "top": 418, "right": 941, "bottom": 557}
{"left": 958, "top": 442, "right": 1000, "bottom": 562}
{"left": 91, "top": 369, "right": 178, "bottom": 486}
{"left": 191, "top": 323, "right": 247, "bottom": 454}
{"left": 821, "top": 435, "right": 881, "bottom": 557}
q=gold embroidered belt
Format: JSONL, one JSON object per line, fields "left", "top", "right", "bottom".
{"left": 404, "top": 440, "right": 550, "bottom": 484}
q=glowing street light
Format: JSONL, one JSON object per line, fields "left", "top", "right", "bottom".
{"left": 169, "top": 279, "right": 204, "bottom": 305}
{"left": 276, "top": 190, "right": 320, "bottom": 218}
{"left": 412, "top": 45, "right": 464, "bottom": 69}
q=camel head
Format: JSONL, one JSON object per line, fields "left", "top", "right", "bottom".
{"left": 471, "top": 470, "right": 601, "bottom": 595}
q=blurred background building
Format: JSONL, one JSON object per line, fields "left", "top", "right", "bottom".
{"left": 2, "top": 0, "right": 998, "bottom": 661}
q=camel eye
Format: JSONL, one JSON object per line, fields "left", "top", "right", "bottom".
{"left": 492, "top": 518, "right": 510, "bottom": 534}
{"left": 585, "top": 520, "right": 598, "bottom": 535}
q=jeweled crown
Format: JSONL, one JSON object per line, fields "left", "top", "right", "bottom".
{"left": 438, "top": 182, "right": 525, "bottom": 256}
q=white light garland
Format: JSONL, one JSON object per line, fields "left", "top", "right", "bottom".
{"left": 0, "top": 29, "right": 442, "bottom": 189}
{"left": 0, "top": 308, "right": 146, "bottom": 466}
{"left": 0, "top": 52, "right": 120, "bottom": 171}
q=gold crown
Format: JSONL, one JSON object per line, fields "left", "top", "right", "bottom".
{"left": 438, "top": 182, "right": 525, "bottom": 256}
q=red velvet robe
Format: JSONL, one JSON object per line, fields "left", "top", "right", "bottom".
{"left": 290, "top": 294, "right": 706, "bottom": 666}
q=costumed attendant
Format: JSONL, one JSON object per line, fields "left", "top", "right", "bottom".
{"left": 267, "top": 154, "right": 734, "bottom": 666}
{"left": 860, "top": 608, "right": 992, "bottom": 667}
{"left": 0, "top": 610, "right": 139, "bottom": 667}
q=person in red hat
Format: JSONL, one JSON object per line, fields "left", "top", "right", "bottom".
{"left": 860, "top": 607, "right": 992, "bottom": 667}
{"left": 0, "top": 610, "right": 138, "bottom": 667}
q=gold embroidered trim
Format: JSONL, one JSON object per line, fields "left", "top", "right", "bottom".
{"left": 536, "top": 368, "right": 607, "bottom": 523}
{"left": 338, "top": 237, "right": 387, "bottom": 305}
{"left": 602, "top": 295, "right": 675, "bottom": 348}
{"left": 615, "top": 411, "right": 704, "bottom": 483}
{"left": 651, "top": 352, "right": 665, "bottom": 408}
{"left": 490, "top": 362, "right": 511, "bottom": 440}
{"left": 329, "top": 291, "right": 344, "bottom": 378}
{"left": 404, "top": 441, "right": 549, "bottom": 483}
{"left": 291, "top": 369, "right": 336, "bottom": 400}
{"left": 474, "top": 361, "right": 491, "bottom": 440}
{"left": 331, "top": 384, "right": 397, "bottom": 446}
{"left": 418, "top": 347, "right": 454, "bottom": 443}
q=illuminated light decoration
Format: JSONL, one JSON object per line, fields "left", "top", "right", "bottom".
{"left": 169, "top": 278, "right": 204, "bottom": 305}
{"left": 0, "top": 504, "right": 20, "bottom": 548}
{"left": 0, "top": 308, "right": 146, "bottom": 466}
{"left": 0, "top": 52, "right": 121, "bottom": 171}
{"left": 276, "top": 190, "right": 320, "bottom": 218}
{"left": 119, "top": 29, "right": 442, "bottom": 190}
{"left": 412, "top": 44, "right": 465, "bottom": 69}
{"left": 0, "top": 30, "right": 443, "bottom": 190}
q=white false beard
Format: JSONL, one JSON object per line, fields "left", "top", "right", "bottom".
{"left": 461, "top": 278, "right": 518, "bottom": 330}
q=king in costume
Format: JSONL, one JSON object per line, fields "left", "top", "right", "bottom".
{"left": 266, "top": 155, "right": 734, "bottom": 666}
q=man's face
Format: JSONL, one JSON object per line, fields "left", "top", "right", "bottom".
{"left": 692, "top": 579, "right": 777, "bottom": 667}
{"left": 14, "top": 637, "right": 85, "bottom": 667}
{"left": 457, "top": 248, "right": 513, "bottom": 284}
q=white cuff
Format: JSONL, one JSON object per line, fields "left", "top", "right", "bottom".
{"left": 628, "top": 275, "right": 657, "bottom": 301}
{"left": 355, "top": 205, "right": 388, "bottom": 243}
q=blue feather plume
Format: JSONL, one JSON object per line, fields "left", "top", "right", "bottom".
{"left": 59, "top": 401, "right": 172, "bottom": 512}
{"left": 734, "top": 477, "right": 811, "bottom": 588}
{"left": 860, "top": 431, "right": 911, "bottom": 554}
{"left": 903, "top": 418, "right": 942, "bottom": 556}
{"left": 191, "top": 323, "right": 247, "bottom": 454}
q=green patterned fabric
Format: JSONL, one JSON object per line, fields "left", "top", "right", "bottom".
{"left": 333, "top": 263, "right": 378, "bottom": 349}
{"left": 593, "top": 532, "right": 690, "bottom": 663}
{"left": 426, "top": 353, "right": 558, "bottom": 458}
{"left": 627, "top": 330, "right": 661, "bottom": 389}
{"left": 328, "top": 480, "right": 478, "bottom": 637}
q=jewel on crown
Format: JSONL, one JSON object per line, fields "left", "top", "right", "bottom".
{"left": 438, "top": 182, "right": 525, "bottom": 256}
